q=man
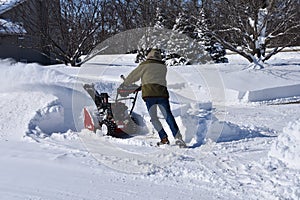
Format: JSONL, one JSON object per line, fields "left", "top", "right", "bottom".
{"left": 122, "top": 49, "right": 186, "bottom": 147}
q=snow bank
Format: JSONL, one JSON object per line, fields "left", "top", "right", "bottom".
{"left": 242, "top": 84, "right": 300, "bottom": 102}
{"left": 269, "top": 119, "right": 300, "bottom": 169}
{"left": 0, "top": 59, "right": 84, "bottom": 139}
{"left": 0, "top": 59, "right": 77, "bottom": 91}
{"left": 216, "top": 54, "right": 300, "bottom": 102}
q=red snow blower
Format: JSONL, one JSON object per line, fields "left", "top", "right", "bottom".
{"left": 83, "top": 75, "right": 141, "bottom": 138}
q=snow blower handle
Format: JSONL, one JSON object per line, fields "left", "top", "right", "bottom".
{"left": 120, "top": 75, "right": 126, "bottom": 81}
{"left": 118, "top": 75, "right": 141, "bottom": 97}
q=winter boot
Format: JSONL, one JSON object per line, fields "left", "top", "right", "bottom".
{"left": 157, "top": 137, "right": 170, "bottom": 146}
{"left": 174, "top": 133, "right": 187, "bottom": 148}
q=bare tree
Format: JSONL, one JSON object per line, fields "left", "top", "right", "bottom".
{"left": 17, "top": 0, "right": 110, "bottom": 66}
{"left": 13, "top": 0, "right": 298, "bottom": 67}
{"left": 10, "top": 0, "right": 206, "bottom": 65}
{"left": 205, "top": 0, "right": 300, "bottom": 68}
{"left": 49, "top": 0, "right": 108, "bottom": 66}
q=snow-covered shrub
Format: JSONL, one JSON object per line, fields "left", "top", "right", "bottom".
{"left": 135, "top": 8, "right": 211, "bottom": 66}
{"left": 205, "top": 42, "right": 228, "bottom": 63}
{"left": 268, "top": 119, "right": 300, "bottom": 169}
{"left": 134, "top": 48, "right": 191, "bottom": 67}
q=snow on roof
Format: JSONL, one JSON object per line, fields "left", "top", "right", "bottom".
{"left": 0, "top": 18, "right": 26, "bottom": 35}
{"left": 0, "top": 0, "right": 26, "bottom": 15}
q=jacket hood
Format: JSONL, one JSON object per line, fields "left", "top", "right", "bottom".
{"left": 146, "top": 49, "right": 162, "bottom": 61}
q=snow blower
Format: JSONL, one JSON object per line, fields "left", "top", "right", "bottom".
{"left": 83, "top": 75, "right": 141, "bottom": 138}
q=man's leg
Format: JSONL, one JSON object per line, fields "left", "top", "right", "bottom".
{"left": 144, "top": 98, "right": 168, "bottom": 140}
{"left": 157, "top": 98, "right": 180, "bottom": 138}
{"left": 158, "top": 98, "right": 186, "bottom": 147}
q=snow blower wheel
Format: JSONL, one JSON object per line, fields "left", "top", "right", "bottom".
{"left": 100, "top": 119, "right": 116, "bottom": 136}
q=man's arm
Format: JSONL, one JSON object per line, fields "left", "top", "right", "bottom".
{"left": 123, "top": 65, "right": 143, "bottom": 85}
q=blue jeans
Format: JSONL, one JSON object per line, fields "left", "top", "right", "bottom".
{"left": 144, "top": 97, "right": 179, "bottom": 139}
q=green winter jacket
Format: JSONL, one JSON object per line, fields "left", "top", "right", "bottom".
{"left": 123, "top": 59, "right": 169, "bottom": 99}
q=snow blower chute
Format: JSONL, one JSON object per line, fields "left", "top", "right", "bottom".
{"left": 83, "top": 75, "right": 141, "bottom": 138}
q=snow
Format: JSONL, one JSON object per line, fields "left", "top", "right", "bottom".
{"left": 0, "top": 18, "right": 26, "bottom": 35}
{"left": 0, "top": 0, "right": 25, "bottom": 15}
{"left": 0, "top": 51, "right": 299, "bottom": 200}
{"left": 269, "top": 119, "right": 300, "bottom": 170}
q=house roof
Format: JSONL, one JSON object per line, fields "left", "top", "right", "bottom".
{"left": 0, "top": 18, "right": 26, "bottom": 35}
{"left": 0, "top": 0, "right": 26, "bottom": 15}
{"left": 0, "top": 0, "right": 27, "bottom": 35}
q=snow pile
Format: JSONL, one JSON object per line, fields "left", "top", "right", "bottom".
{"left": 269, "top": 119, "right": 300, "bottom": 169}
{"left": 241, "top": 84, "right": 300, "bottom": 102}
{"left": 216, "top": 56, "right": 300, "bottom": 102}
{"left": 0, "top": 59, "right": 82, "bottom": 139}
{"left": 0, "top": 59, "right": 77, "bottom": 91}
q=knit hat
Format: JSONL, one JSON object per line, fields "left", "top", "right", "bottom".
{"left": 146, "top": 49, "right": 162, "bottom": 61}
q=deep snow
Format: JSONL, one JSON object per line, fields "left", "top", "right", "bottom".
{"left": 0, "top": 51, "right": 299, "bottom": 200}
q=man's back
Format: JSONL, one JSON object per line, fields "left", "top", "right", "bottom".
{"left": 139, "top": 59, "right": 169, "bottom": 99}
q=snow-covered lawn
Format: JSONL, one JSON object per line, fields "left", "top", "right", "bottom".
{"left": 0, "top": 52, "right": 299, "bottom": 200}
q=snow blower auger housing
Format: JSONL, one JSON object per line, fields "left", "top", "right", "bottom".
{"left": 83, "top": 76, "right": 141, "bottom": 138}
